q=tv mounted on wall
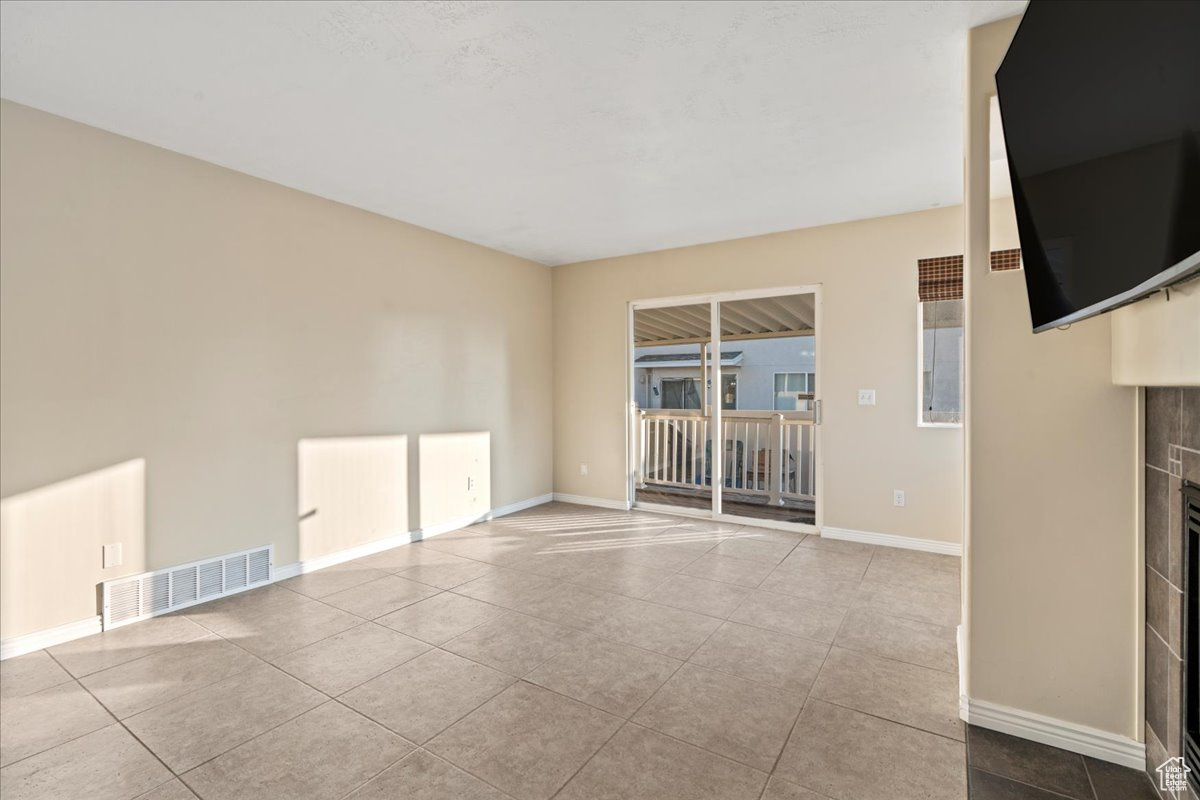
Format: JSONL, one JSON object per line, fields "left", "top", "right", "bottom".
{"left": 995, "top": 0, "right": 1200, "bottom": 333}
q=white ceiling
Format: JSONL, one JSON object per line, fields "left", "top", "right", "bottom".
{"left": 0, "top": 0, "right": 1025, "bottom": 266}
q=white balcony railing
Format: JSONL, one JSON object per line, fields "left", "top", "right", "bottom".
{"left": 636, "top": 408, "right": 816, "bottom": 504}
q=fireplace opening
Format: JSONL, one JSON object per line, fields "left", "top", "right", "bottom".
{"left": 1185, "top": 481, "right": 1200, "bottom": 793}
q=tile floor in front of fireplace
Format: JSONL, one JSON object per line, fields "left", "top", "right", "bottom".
{"left": 0, "top": 502, "right": 1108, "bottom": 799}
{"left": 965, "top": 725, "right": 1158, "bottom": 800}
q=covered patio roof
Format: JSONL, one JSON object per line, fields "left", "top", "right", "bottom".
{"left": 634, "top": 294, "right": 815, "bottom": 345}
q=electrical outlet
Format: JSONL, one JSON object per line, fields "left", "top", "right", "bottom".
{"left": 893, "top": 490, "right": 906, "bottom": 507}
{"left": 103, "top": 543, "right": 123, "bottom": 569}
{"left": 858, "top": 389, "right": 876, "bottom": 406}
{"left": 579, "top": 463, "right": 589, "bottom": 476}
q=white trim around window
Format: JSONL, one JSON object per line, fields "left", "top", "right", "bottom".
{"left": 772, "top": 370, "right": 814, "bottom": 412}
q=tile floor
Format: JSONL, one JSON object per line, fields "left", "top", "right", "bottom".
{"left": 0, "top": 503, "right": 1145, "bottom": 799}
{"left": 966, "top": 725, "right": 1158, "bottom": 799}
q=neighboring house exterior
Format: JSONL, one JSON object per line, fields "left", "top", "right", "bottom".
{"left": 635, "top": 319, "right": 964, "bottom": 423}
{"left": 634, "top": 337, "right": 816, "bottom": 412}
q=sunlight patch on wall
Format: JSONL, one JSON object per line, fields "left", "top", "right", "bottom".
{"left": 0, "top": 459, "right": 146, "bottom": 639}
{"left": 418, "top": 432, "right": 491, "bottom": 532}
{"left": 297, "top": 436, "right": 408, "bottom": 561}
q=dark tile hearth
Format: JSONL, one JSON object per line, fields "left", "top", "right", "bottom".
{"left": 1143, "top": 386, "right": 1200, "bottom": 798}
{"left": 965, "top": 725, "right": 1157, "bottom": 800}
{"left": 969, "top": 767, "right": 1075, "bottom": 800}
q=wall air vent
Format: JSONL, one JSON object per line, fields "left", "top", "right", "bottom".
{"left": 101, "top": 545, "right": 274, "bottom": 630}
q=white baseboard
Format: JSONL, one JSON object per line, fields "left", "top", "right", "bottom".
{"left": 275, "top": 528, "right": 420, "bottom": 579}
{"left": 820, "top": 525, "right": 962, "bottom": 556}
{"left": 489, "top": 493, "right": 554, "bottom": 519}
{"left": 552, "top": 492, "right": 632, "bottom": 511}
{"left": 1, "top": 616, "right": 102, "bottom": 661}
{"left": 417, "top": 513, "right": 488, "bottom": 540}
{"left": 957, "top": 625, "right": 967, "bottom": 707}
{"left": 3, "top": 493, "right": 556, "bottom": 658}
{"left": 279, "top": 493, "right": 555, "bottom": 579}
{"left": 962, "top": 697, "right": 1145, "bottom": 770}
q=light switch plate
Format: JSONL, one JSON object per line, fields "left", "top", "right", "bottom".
{"left": 858, "top": 389, "right": 876, "bottom": 406}
{"left": 103, "top": 543, "right": 123, "bottom": 569}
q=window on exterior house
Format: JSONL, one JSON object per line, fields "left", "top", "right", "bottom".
{"left": 917, "top": 255, "right": 964, "bottom": 426}
{"left": 660, "top": 378, "right": 702, "bottom": 409}
{"left": 773, "top": 372, "right": 815, "bottom": 411}
{"left": 721, "top": 374, "right": 738, "bottom": 410}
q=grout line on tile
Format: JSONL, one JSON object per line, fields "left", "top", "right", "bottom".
{"left": 545, "top": 606, "right": 727, "bottom": 799}
{"left": 406, "top": 747, "right": 525, "bottom": 800}
{"left": 10, "top": 507, "right": 966, "bottom": 799}
{"left": 767, "top": 643, "right": 835, "bottom": 778}
{"left": 330, "top": 748, "right": 420, "bottom": 800}
{"left": 811, "top": 695, "right": 966, "bottom": 745}
{"left": 48, "top": 651, "right": 193, "bottom": 788}
{"left": 0, "top": 676, "right": 122, "bottom": 771}
{"left": 543, "top": 598, "right": 776, "bottom": 797}
{"left": 1080, "top": 755, "right": 1101, "bottom": 800}
{"left": 968, "top": 765, "right": 1088, "bottom": 800}
{"left": 825, "top": 637, "right": 958, "bottom": 676}
{"left": 320, "top": 704, "right": 422, "bottom": 800}
{"left": 175, "top": 696, "right": 343, "bottom": 779}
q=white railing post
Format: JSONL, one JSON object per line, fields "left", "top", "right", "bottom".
{"left": 639, "top": 410, "right": 814, "bottom": 505}
{"left": 637, "top": 410, "right": 647, "bottom": 488}
{"left": 811, "top": 422, "right": 820, "bottom": 496}
{"left": 769, "top": 413, "right": 784, "bottom": 505}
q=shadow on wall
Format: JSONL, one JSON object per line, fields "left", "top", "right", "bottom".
{"left": 0, "top": 459, "right": 146, "bottom": 640}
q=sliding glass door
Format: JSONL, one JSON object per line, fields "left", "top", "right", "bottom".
{"left": 629, "top": 287, "right": 820, "bottom": 531}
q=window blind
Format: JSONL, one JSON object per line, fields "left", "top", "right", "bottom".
{"left": 917, "top": 249, "right": 1023, "bottom": 301}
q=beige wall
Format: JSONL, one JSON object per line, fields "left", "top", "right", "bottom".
{"left": 964, "top": 17, "right": 1140, "bottom": 739}
{"left": 418, "top": 432, "right": 492, "bottom": 530}
{"left": 553, "top": 202, "right": 1019, "bottom": 545}
{"left": 297, "top": 436, "right": 409, "bottom": 562}
{"left": 1111, "top": 287, "right": 1200, "bottom": 387}
{"left": 0, "top": 101, "right": 553, "bottom": 640}
{"left": 1, "top": 459, "right": 147, "bottom": 638}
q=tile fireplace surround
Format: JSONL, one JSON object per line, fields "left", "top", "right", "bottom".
{"left": 1145, "top": 387, "right": 1200, "bottom": 799}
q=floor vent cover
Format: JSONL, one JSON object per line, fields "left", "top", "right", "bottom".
{"left": 102, "top": 545, "right": 273, "bottom": 630}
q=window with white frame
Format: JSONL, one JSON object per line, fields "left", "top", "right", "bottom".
{"left": 720, "top": 374, "right": 738, "bottom": 410}
{"left": 916, "top": 255, "right": 964, "bottom": 426}
{"left": 773, "top": 372, "right": 815, "bottom": 411}
{"left": 660, "top": 377, "right": 702, "bottom": 409}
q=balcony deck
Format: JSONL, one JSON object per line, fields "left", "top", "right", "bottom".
{"left": 635, "top": 485, "right": 815, "bottom": 524}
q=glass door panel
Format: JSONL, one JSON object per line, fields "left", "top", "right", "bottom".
{"left": 714, "top": 293, "right": 817, "bottom": 526}
{"left": 631, "top": 290, "right": 818, "bottom": 529}
{"left": 632, "top": 302, "right": 715, "bottom": 515}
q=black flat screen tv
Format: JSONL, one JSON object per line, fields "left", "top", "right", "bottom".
{"left": 995, "top": 0, "right": 1200, "bottom": 332}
